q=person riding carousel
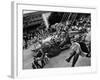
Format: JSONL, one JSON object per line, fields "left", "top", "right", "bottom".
{"left": 65, "top": 38, "right": 87, "bottom": 67}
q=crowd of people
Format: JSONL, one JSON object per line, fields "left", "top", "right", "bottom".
{"left": 23, "top": 12, "right": 91, "bottom": 69}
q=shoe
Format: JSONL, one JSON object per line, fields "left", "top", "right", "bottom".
{"left": 86, "top": 54, "right": 91, "bottom": 57}
{"left": 66, "top": 58, "right": 70, "bottom": 62}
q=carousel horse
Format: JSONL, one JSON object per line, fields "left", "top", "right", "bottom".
{"left": 41, "top": 32, "right": 71, "bottom": 58}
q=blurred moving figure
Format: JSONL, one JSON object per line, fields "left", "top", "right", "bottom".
{"left": 66, "top": 40, "right": 87, "bottom": 67}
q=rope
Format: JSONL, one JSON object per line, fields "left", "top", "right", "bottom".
{"left": 71, "top": 14, "right": 77, "bottom": 26}
{"left": 60, "top": 12, "right": 66, "bottom": 23}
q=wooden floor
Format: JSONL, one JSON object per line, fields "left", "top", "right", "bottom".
{"left": 23, "top": 45, "right": 91, "bottom": 69}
